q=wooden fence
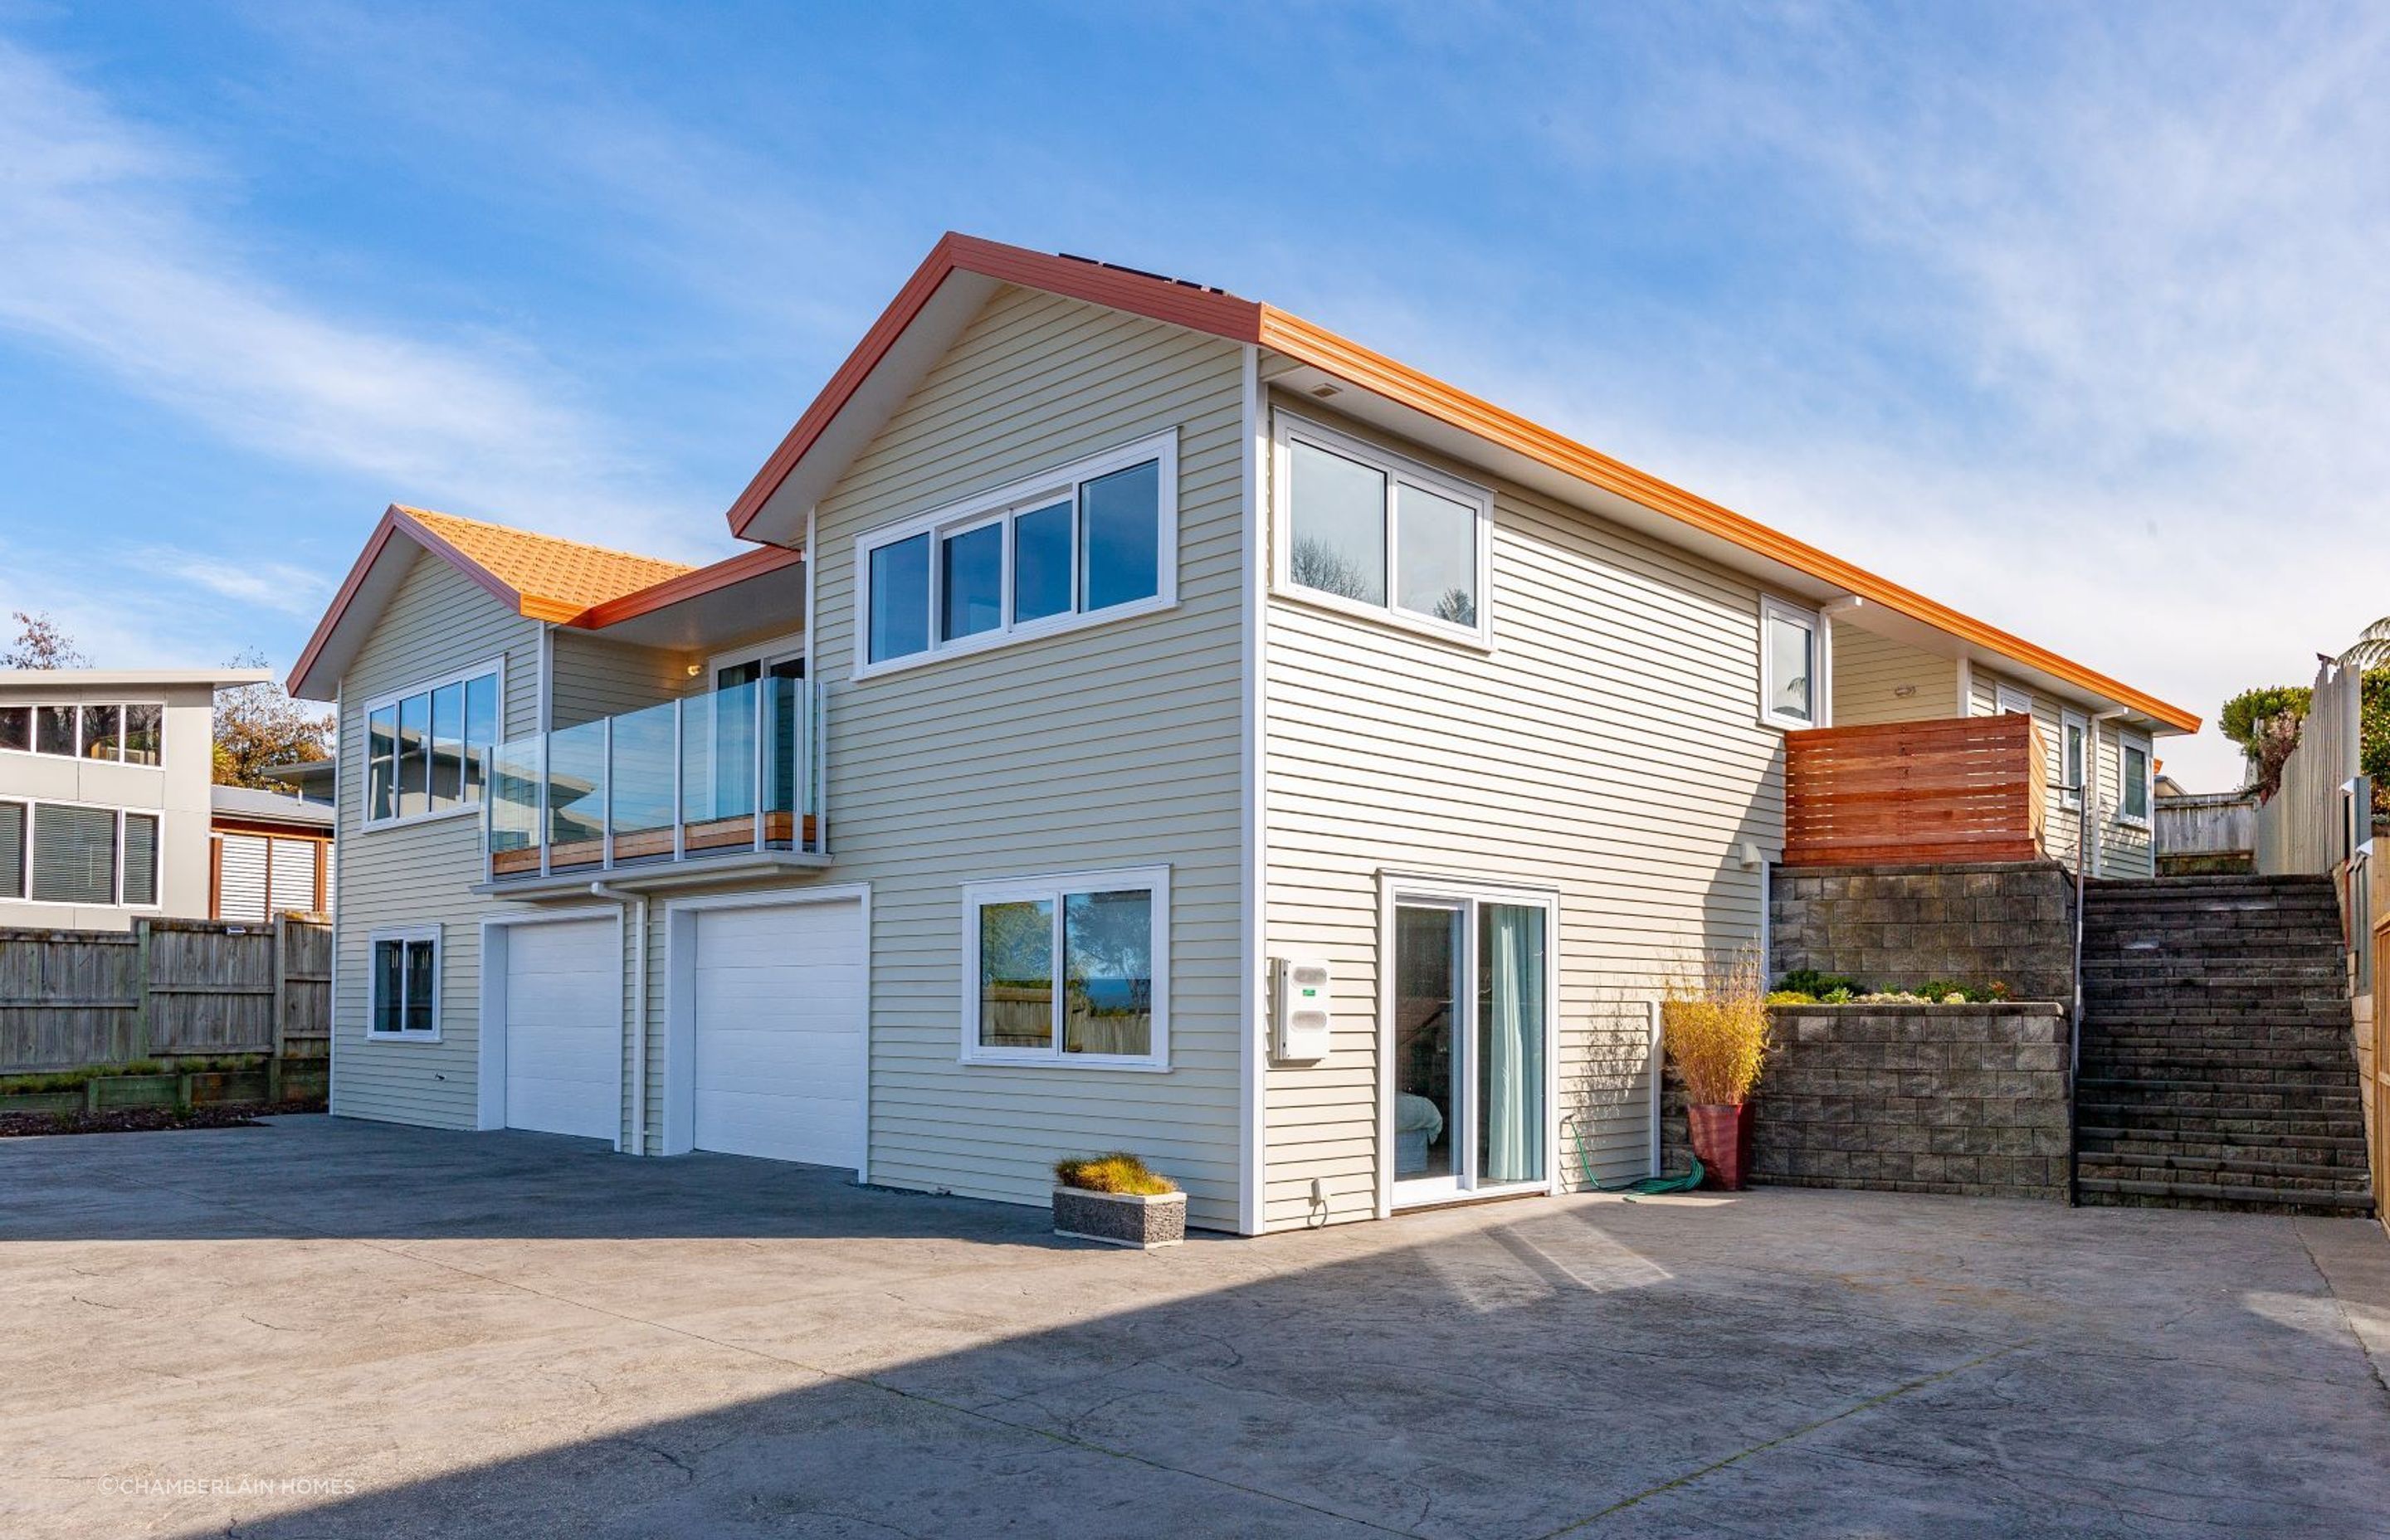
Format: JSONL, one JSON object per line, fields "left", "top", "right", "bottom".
{"left": 0, "top": 915, "right": 329, "bottom": 1074}
{"left": 2256, "top": 657, "right": 2363, "bottom": 875}
{"left": 1783, "top": 714, "right": 2048, "bottom": 867}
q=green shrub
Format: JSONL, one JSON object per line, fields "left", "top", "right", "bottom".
{"left": 1054, "top": 1152, "right": 1178, "bottom": 1196}
{"left": 1774, "top": 969, "right": 1868, "bottom": 998}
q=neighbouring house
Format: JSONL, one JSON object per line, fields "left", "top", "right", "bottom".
{"left": 209, "top": 783, "right": 334, "bottom": 921}
{"left": 285, "top": 235, "right": 2198, "bottom": 1235}
{"left": 1, "top": 666, "right": 271, "bottom": 929}
{"left": 259, "top": 757, "right": 335, "bottom": 805}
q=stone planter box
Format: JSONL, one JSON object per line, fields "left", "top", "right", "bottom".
{"left": 1052, "top": 1186, "right": 1187, "bottom": 1250}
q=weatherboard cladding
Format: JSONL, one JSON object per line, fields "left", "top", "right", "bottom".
{"left": 1257, "top": 392, "right": 1782, "bottom": 1230}
{"left": 329, "top": 551, "right": 544, "bottom": 1130}
{"left": 1828, "top": 622, "right": 1959, "bottom": 727}
{"left": 805, "top": 284, "right": 1247, "bottom": 1231}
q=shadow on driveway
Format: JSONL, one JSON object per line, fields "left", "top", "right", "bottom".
{"left": 6, "top": 1116, "right": 2388, "bottom": 1538}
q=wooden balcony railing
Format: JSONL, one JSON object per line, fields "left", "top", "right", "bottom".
{"left": 1783, "top": 715, "right": 2048, "bottom": 866}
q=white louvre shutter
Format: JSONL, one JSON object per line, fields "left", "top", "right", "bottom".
{"left": 269, "top": 838, "right": 319, "bottom": 914}
{"left": 217, "top": 835, "right": 269, "bottom": 922}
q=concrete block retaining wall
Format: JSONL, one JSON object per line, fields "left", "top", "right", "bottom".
{"left": 1663, "top": 1003, "right": 2073, "bottom": 1201}
{"left": 1770, "top": 860, "right": 2077, "bottom": 1006}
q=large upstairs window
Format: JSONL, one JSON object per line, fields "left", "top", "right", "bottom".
{"left": 363, "top": 662, "right": 502, "bottom": 828}
{"left": 856, "top": 432, "right": 1178, "bottom": 675}
{"left": 1273, "top": 413, "right": 1492, "bottom": 646}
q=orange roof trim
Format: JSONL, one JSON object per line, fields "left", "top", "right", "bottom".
{"left": 726, "top": 233, "right": 2198, "bottom": 734}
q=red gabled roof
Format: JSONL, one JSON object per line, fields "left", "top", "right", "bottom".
{"left": 285, "top": 506, "right": 798, "bottom": 698}
{"left": 724, "top": 232, "right": 2199, "bottom": 734}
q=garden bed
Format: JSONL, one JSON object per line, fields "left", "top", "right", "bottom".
{"left": 0, "top": 1099, "right": 324, "bottom": 1138}
{"left": 0, "top": 1058, "right": 327, "bottom": 1121}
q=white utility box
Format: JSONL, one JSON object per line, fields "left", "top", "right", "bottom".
{"left": 1273, "top": 956, "right": 1333, "bottom": 1061}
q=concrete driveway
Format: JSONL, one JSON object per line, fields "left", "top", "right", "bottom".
{"left": 3, "top": 1118, "right": 2387, "bottom": 1539}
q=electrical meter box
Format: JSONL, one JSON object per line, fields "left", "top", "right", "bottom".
{"left": 1273, "top": 956, "right": 1333, "bottom": 1061}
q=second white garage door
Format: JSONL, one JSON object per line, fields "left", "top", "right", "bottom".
{"left": 504, "top": 917, "right": 620, "bottom": 1142}
{"left": 690, "top": 899, "right": 866, "bottom": 1171}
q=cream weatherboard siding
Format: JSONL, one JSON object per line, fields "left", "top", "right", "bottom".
{"left": 549, "top": 630, "right": 690, "bottom": 729}
{"left": 1258, "top": 395, "right": 1785, "bottom": 1231}
{"left": 736, "top": 283, "right": 1248, "bottom": 1228}
{"left": 1828, "top": 623, "right": 1958, "bottom": 726}
{"left": 1965, "top": 667, "right": 2154, "bottom": 879}
{"left": 330, "top": 552, "right": 543, "bottom": 1130}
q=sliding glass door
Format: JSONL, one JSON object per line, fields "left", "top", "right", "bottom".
{"left": 1388, "top": 884, "right": 1554, "bottom": 1208}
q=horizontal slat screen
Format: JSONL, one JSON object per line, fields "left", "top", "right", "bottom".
{"left": 1784, "top": 714, "right": 2047, "bottom": 867}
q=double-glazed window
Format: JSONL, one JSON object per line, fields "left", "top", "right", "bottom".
{"left": 0, "top": 800, "right": 159, "bottom": 907}
{"left": 858, "top": 433, "right": 1177, "bottom": 673}
{"left": 962, "top": 866, "right": 1169, "bottom": 1069}
{"left": 364, "top": 664, "right": 501, "bottom": 826}
{"left": 0, "top": 703, "right": 163, "bottom": 765}
{"left": 1759, "top": 597, "right": 1823, "bottom": 729}
{"left": 2121, "top": 736, "right": 2153, "bottom": 825}
{"left": 1273, "top": 415, "right": 1492, "bottom": 644}
{"left": 368, "top": 927, "right": 441, "bottom": 1040}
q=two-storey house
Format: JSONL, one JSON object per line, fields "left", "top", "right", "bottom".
{"left": 288, "top": 236, "right": 2196, "bottom": 1234}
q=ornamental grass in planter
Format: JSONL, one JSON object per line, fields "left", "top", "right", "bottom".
{"left": 1662, "top": 950, "right": 1772, "bottom": 1191}
{"left": 1052, "top": 1152, "right": 1186, "bottom": 1250}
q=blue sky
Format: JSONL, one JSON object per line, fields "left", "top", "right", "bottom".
{"left": 3, "top": 2, "right": 2385, "bottom": 787}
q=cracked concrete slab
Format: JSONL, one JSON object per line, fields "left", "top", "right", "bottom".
{"left": 2, "top": 1116, "right": 2384, "bottom": 1538}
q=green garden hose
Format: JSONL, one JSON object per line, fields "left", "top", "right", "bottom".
{"left": 1562, "top": 1112, "right": 1705, "bottom": 1196}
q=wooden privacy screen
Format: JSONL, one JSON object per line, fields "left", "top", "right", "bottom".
{"left": 1783, "top": 715, "right": 2048, "bottom": 866}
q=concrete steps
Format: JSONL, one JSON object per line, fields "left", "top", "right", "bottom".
{"left": 2072, "top": 874, "right": 2372, "bottom": 1218}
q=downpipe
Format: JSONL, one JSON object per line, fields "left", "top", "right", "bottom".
{"left": 590, "top": 882, "right": 650, "bottom": 1156}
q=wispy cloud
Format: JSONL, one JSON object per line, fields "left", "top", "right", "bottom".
{"left": 0, "top": 35, "right": 709, "bottom": 559}
{"left": 123, "top": 546, "right": 333, "bottom": 621}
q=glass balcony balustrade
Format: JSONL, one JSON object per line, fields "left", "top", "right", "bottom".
{"left": 485, "top": 677, "right": 821, "bottom": 880}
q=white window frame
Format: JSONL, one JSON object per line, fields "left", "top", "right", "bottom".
{"left": 706, "top": 631, "right": 808, "bottom": 686}
{"left": 0, "top": 797, "right": 163, "bottom": 910}
{"left": 2119, "top": 733, "right": 2153, "bottom": 828}
{"left": 1994, "top": 684, "right": 2035, "bottom": 718}
{"left": 358, "top": 656, "right": 507, "bottom": 833}
{"left": 851, "top": 431, "right": 1179, "bottom": 681}
{"left": 1373, "top": 871, "right": 1563, "bottom": 1218}
{"left": 366, "top": 924, "right": 443, "bottom": 1042}
{"left": 0, "top": 701, "right": 168, "bottom": 768}
{"left": 2059, "top": 709, "right": 2089, "bottom": 810}
{"left": 958, "top": 864, "right": 1171, "bottom": 1071}
{"left": 1270, "top": 411, "right": 1495, "bottom": 649}
{"left": 1758, "top": 595, "right": 1827, "bottom": 730}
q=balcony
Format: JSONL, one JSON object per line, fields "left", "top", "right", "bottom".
{"left": 481, "top": 676, "right": 825, "bottom": 890}
{"left": 1783, "top": 714, "right": 2050, "bottom": 867}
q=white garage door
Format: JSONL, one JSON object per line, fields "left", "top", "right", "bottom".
{"left": 691, "top": 899, "right": 866, "bottom": 1171}
{"left": 504, "top": 918, "right": 619, "bottom": 1142}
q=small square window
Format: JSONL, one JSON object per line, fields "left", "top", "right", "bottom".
{"left": 369, "top": 929, "right": 441, "bottom": 1040}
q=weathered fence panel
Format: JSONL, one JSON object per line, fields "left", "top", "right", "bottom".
{"left": 0, "top": 917, "right": 329, "bottom": 1074}
{"left": 2256, "top": 658, "right": 2362, "bottom": 875}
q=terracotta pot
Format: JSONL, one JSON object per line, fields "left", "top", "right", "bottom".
{"left": 1687, "top": 1103, "right": 1755, "bottom": 1191}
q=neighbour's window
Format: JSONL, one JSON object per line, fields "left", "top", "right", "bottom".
{"left": 1759, "top": 597, "right": 1822, "bottom": 728}
{"left": 962, "top": 866, "right": 1170, "bottom": 1068}
{"left": 1274, "top": 415, "right": 1490, "bottom": 642}
{"left": 2, "top": 802, "right": 155, "bottom": 907}
{"left": 0, "top": 702, "right": 165, "bottom": 764}
{"left": 858, "top": 432, "right": 1177, "bottom": 671}
{"left": 2061, "top": 711, "right": 2089, "bottom": 809}
{"left": 2122, "top": 738, "right": 2152, "bottom": 824}
{"left": 364, "top": 665, "right": 500, "bottom": 826}
{"left": 368, "top": 928, "right": 441, "bottom": 1040}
